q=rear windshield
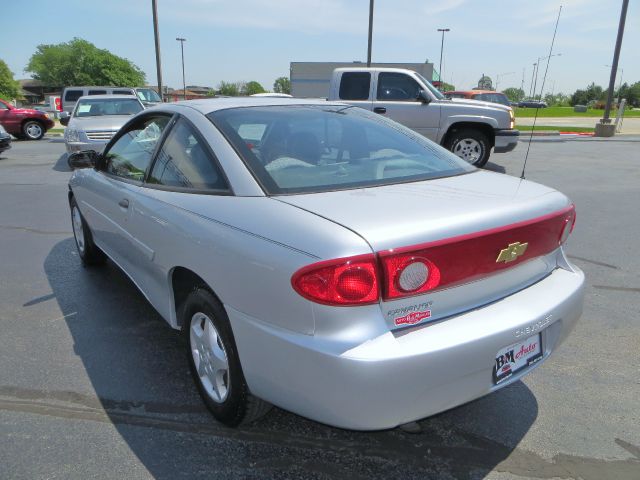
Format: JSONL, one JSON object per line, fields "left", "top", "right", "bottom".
{"left": 475, "top": 93, "right": 511, "bottom": 106}
{"left": 136, "top": 88, "right": 162, "bottom": 103}
{"left": 208, "top": 105, "right": 473, "bottom": 195}
{"left": 74, "top": 98, "right": 143, "bottom": 117}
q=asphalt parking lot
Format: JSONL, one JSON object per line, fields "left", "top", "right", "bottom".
{"left": 0, "top": 136, "right": 639, "bottom": 480}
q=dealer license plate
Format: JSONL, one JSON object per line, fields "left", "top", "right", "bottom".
{"left": 493, "top": 334, "right": 543, "bottom": 385}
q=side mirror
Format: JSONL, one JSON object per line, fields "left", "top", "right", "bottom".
{"left": 417, "top": 90, "right": 431, "bottom": 104}
{"left": 68, "top": 150, "right": 99, "bottom": 170}
{"left": 60, "top": 113, "right": 70, "bottom": 126}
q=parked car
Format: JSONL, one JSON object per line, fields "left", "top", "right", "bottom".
{"left": 0, "top": 123, "right": 12, "bottom": 153}
{"left": 61, "top": 86, "right": 162, "bottom": 113}
{"left": 0, "top": 98, "right": 55, "bottom": 140}
{"left": 444, "top": 90, "right": 512, "bottom": 107}
{"left": 67, "top": 98, "right": 584, "bottom": 430}
{"left": 518, "top": 100, "right": 548, "bottom": 108}
{"left": 328, "top": 68, "right": 518, "bottom": 168}
{"left": 62, "top": 95, "right": 145, "bottom": 153}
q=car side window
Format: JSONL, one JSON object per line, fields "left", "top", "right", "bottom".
{"left": 339, "top": 72, "right": 371, "bottom": 101}
{"left": 148, "top": 119, "right": 228, "bottom": 191}
{"left": 377, "top": 73, "right": 421, "bottom": 101}
{"left": 104, "top": 115, "right": 171, "bottom": 182}
{"left": 64, "top": 90, "right": 84, "bottom": 102}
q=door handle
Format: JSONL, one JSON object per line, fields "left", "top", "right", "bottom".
{"left": 373, "top": 107, "right": 387, "bottom": 114}
{"left": 118, "top": 199, "right": 129, "bottom": 209}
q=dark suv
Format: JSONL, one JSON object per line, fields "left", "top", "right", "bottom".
{"left": 0, "top": 99, "right": 56, "bottom": 140}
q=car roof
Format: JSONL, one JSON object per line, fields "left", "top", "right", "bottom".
{"left": 76, "top": 94, "right": 140, "bottom": 101}
{"left": 446, "top": 90, "right": 502, "bottom": 95}
{"left": 64, "top": 86, "right": 135, "bottom": 90}
{"left": 147, "top": 97, "right": 346, "bottom": 115}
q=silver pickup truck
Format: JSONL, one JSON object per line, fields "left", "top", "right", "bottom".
{"left": 328, "top": 67, "right": 519, "bottom": 167}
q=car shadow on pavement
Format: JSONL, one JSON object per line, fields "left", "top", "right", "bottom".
{"left": 43, "top": 238, "right": 539, "bottom": 479}
{"left": 483, "top": 161, "right": 506, "bottom": 174}
{"left": 52, "top": 152, "right": 70, "bottom": 172}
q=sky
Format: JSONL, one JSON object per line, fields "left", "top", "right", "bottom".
{"left": 1, "top": 0, "right": 638, "bottom": 96}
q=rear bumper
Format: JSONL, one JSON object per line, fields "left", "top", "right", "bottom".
{"left": 494, "top": 129, "right": 519, "bottom": 153}
{"left": 229, "top": 264, "right": 584, "bottom": 430}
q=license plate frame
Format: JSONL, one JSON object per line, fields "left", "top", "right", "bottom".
{"left": 493, "top": 333, "right": 543, "bottom": 385}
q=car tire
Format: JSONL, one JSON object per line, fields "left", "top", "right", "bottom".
{"left": 70, "top": 196, "right": 106, "bottom": 265}
{"left": 22, "top": 120, "right": 45, "bottom": 140}
{"left": 445, "top": 129, "right": 491, "bottom": 168}
{"left": 182, "top": 288, "right": 271, "bottom": 427}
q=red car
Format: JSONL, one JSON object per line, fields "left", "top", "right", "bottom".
{"left": 0, "top": 99, "right": 55, "bottom": 140}
{"left": 444, "top": 90, "right": 512, "bottom": 107}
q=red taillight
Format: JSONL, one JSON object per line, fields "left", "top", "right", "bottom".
{"left": 559, "top": 207, "right": 576, "bottom": 245}
{"left": 292, "top": 205, "right": 576, "bottom": 305}
{"left": 382, "top": 255, "right": 441, "bottom": 299}
{"left": 291, "top": 254, "right": 379, "bottom": 306}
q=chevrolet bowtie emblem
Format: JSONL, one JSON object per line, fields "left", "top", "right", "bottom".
{"left": 496, "top": 242, "right": 529, "bottom": 263}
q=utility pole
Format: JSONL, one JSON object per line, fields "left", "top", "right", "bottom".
{"left": 597, "top": 0, "right": 629, "bottom": 135}
{"left": 367, "top": 0, "right": 374, "bottom": 67}
{"left": 533, "top": 53, "right": 561, "bottom": 100}
{"left": 152, "top": 0, "right": 163, "bottom": 101}
{"left": 176, "top": 37, "right": 187, "bottom": 100}
{"left": 529, "top": 63, "right": 536, "bottom": 98}
{"left": 437, "top": 28, "right": 450, "bottom": 87}
{"left": 521, "top": 67, "right": 525, "bottom": 92}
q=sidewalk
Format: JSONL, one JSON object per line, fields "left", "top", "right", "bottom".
{"left": 516, "top": 116, "right": 640, "bottom": 134}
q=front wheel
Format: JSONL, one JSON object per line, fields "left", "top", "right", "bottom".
{"left": 70, "top": 196, "right": 106, "bottom": 265}
{"left": 182, "top": 288, "right": 271, "bottom": 427}
{"left": 22, "top": 120, "right": 45, "bottom": 140}
{"left": 445, "top": 129, "right": 491, "bottom": 168}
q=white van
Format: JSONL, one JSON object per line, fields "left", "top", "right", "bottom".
{"left": 61, "top": 86, "right": 162, "bottom": 113}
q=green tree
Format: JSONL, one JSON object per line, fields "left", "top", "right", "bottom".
{"left": 617, "top": 81, "right": 640, "bottom": 108}
{"left": 242, "top": 81, "right": 265, "bottom": 95}
{"left": 0, "top": 59, "right": 20, "bottom": 100}
{"left": 26, "top": 38, "right": 145, "bottom": 87}
{"left": 439, "top": 81, "right": 455, "bottom": 92}
{"left": 571, "top": 82, "right": 604, "bottom": 106}
{"left": 217, "top": 81, "right": 241, "bottom": 96}
{"left": 543, "top": 92, "right": 570, "bottom": 107}
{"left": 503, "top": 87, "right": 525, "bottom": 102}
{"left": 273, "top": 76, "right": 291, "bottom": 94}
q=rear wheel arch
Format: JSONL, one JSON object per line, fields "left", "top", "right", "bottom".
{"left": 171, "top": 267, "right": 219, "bottom": 328}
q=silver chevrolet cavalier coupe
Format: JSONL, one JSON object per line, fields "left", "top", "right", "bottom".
{"left": 67, "top": 98, "right": 584, "bottom": 430}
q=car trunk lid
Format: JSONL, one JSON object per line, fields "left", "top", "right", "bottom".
{"left": 278, "top": 170, "right": 574, "bottom": 329}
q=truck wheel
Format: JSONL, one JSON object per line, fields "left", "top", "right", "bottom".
{"left": 22, "top": 120, "right": 45, "bottom": 140}
{"left": 445, "top": 129, "right": 491, "bottom": 168}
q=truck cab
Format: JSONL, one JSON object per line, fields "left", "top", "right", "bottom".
{"left": 328, "top": 68, "right": 518, "bottom": 167}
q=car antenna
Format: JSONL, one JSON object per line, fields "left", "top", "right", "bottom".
{"left": 521, "top": 5, "right": 563, "bottom": 180}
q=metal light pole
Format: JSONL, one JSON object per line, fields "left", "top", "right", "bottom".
{"left": 437, "top": 28, "right": 450, "bottom": 87}
{"left": 367, "top": 0, "right": 374, "bottom": 67}
{"left": 529, "top": 63, "right": 537, "bottom": 98}
{"left": 151, "top": 0, "right": 163, "bottom": 101}
{"left": 532, "top": 53, "right": 561, "bottom": 100}
{"left": 176, "top": 37, "right": 186, "bottom": 100}
{"left": 603, "top": 0, "right": 629, "bottom": 123}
